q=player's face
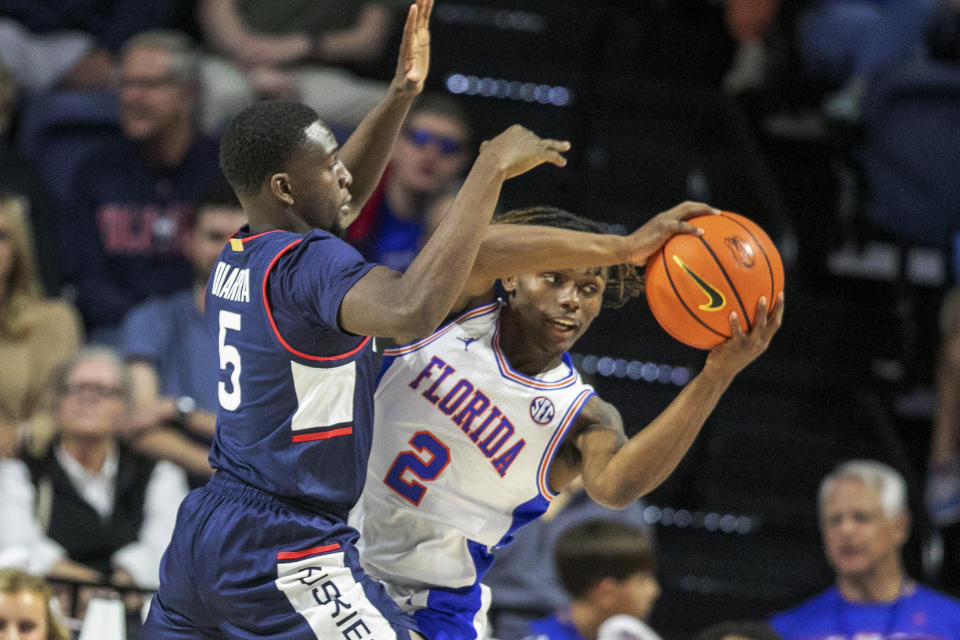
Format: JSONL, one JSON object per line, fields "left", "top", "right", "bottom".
{"left": 0, "top": 589, "right": 48, "bottom": 640}
{"left": 393, "top": 112, "right": 469, "bottom": 195}
{"left": 58, "top": 357, "right": 127, "bottom": 440}
{"left": 610, "top": 571, "right": 661, "bottom": 621}
{"left": 190, "top": 207, "right": 247, "bottom": 280}
{"left": 118, "top": 47, "right": 194, "bottom": 142}
{"left": 505, "top": 268, "right": 606, "bottom": 355}
{"left": 820, "top": 477, "right": 908, "bottom": 580}
{"left": 284, "top": 122, "right": 353, "bottom": 234}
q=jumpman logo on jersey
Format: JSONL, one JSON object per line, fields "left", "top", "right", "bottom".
{"left": 457, "top": 337, "right": 477, "bottom": 351}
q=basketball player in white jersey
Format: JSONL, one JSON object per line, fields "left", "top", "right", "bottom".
{"left": 349, "top": 203, "right": 785, "bottom": 639}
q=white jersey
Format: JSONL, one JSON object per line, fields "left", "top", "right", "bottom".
{"left": 350, "top": 301, "right": 594, "bottom": 590}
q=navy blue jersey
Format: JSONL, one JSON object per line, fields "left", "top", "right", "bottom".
{"left": 205, "top": 226, "right": 377, "bottom": 518}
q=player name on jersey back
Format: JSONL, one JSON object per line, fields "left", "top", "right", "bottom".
{"left": 211, "top": 261, "right": 251, "bottom": 303}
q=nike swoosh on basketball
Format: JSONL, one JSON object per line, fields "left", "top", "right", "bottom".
{"left": 672, "top": 255, "right": 725, "bottom": 311}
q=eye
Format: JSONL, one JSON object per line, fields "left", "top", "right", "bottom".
{"left": 580, "top": 283, "right": 600, "bottom": 296}
{"left": 542, "top": 273, "right": 560, "bottom": 284}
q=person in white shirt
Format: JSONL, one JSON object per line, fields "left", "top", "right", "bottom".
{"left": 0, "top": 347, "right": 189, "bottom": 591}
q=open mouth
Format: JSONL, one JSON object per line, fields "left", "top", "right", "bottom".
{"left": 547, "top": 318, "right": 578, "bottom": 335}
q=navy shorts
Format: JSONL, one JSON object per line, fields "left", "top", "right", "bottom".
{"left": 142, "top": 472, "right": 419, "bottom": 639}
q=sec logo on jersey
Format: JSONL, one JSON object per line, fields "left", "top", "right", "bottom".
{"left": 529, "top": 397, "right": 555, "bottom": 425}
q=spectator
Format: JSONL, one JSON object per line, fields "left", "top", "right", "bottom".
{"left": 525, "top": 520, "right": 662, "bottom": 640}
{"left": 487, "top": 480, "right": 648, "bottom": 640}
{"left": 63, "top": 29, "right": 223, "bottom": 345}
{"left": 196, "top": 0, "right": 407, "bottom": 133}
{"left": 122, "top": 183, "right": 246, "bottom": 486}
{"left": 0, "top": 194, "right": 82, "bottom": 459}
{"left": 345, "top": 92, "right": 472, "bottom": 270}
{"left": 0, "top": 568, "right": 70, "bottom": 640}
{"left": 0, "top": 0, "right": 189, "bottom": 92}
{"left": 0, "top": 347, "right": 189, "bottom": 591}
{"left": 794, "top": 0, "right": 954, "bottom": 123}
{"left": 0, "top": 61, "right": 66, "bottom": 295}
{"left": 928, "top": 288, "right": 960, "bottom": 595}
{"left": 770, "top": 460, "right": 960, "bottom": 640}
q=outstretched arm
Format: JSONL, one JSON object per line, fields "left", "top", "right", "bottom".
{"left": 339, "top": 125, "right": 569, "bottom": 341}
{"left": 337, "top": 0, "right": 433, "bottom": 219}
{"left": 455, "top": 201, "right": 716, "bottom": 310}
{"left": 567, "top": 295, "right": 784, "bottom": 508}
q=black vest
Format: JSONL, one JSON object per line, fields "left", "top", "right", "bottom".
{"left": 22, "top": 442, "right": 157, "bottom": 577}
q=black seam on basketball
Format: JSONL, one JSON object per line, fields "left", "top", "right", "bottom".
{"left": 696, "top": 235, "right": 751, "bottom": 331}
{"left": 721, "top": 213, "right": 776, "bottom": 305}
{"left": 661, "top": 248, "right": 728, "bottom": 340}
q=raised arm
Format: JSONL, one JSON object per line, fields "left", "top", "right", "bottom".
{"left": 566, "top": 295, "right": 784, "bottom": 508}
{"left": 337, "top": 0, "right": 433, "bottom": 217}
{"left": 339, "top": 125, "right": 569, "bottom": 340}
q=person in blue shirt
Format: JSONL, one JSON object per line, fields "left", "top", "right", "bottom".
{"left": 527, "top": 520, "right": 662, "bottom": 640}
{"left": 141, "top": 1, "right": 573, "bottom": 637}
{"left": 122, "top": 183, "right": 246, "bottom": 488}
{"left": 770, "top": 459, "right": 960, "bottom": 640}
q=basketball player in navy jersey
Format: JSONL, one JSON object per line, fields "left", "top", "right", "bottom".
{"left": 349, "top": 205, "right": 785, "bottom": 640}
{"left": 141, "top": 1, "right": 573, "bottom": 637}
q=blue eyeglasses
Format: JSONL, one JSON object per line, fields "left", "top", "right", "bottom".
{"left": 405, "top": 128, "right": 464, "bottom": 155}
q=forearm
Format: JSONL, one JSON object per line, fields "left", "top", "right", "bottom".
{"left": 931, "top": 367, "right": 960, "bottom": 465}
{"left": 466, "top": 225, "right": 630, "bottom": 294}
{"left": 339, "top": 87, "right": 417, "bottom": 210}
{"left": 130, "top": 429, "right": 213, "bottom": 478}
{"left": 200, "top": 0, "right": 310, "bottom": 63}
{"left": 586, "top": 366, "right": 734, "bottom": 507}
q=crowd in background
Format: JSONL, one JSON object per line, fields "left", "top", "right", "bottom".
{"left": 0, "top": 0, "right": 960, "bottom": 638}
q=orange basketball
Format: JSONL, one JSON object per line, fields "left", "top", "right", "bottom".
{"left": 644, "top": 211, "right": 784, "bottom": 349}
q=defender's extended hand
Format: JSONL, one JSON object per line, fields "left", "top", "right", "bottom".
{"left": 479, "top": 124, "right": 570, "bottom": 180}
{"left": 625, "top": 201, "right": 717, "bottom": 266}
{"left": 394, "top": 0, "right": 433, "bottom": 94}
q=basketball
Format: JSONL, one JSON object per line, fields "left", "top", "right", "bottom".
{"left": 644, "top": 211, "right": 784, "bottom": 349}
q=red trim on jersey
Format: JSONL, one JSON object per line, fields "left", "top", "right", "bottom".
{"left": 262, "top": 239, "right": 371, "bottom": 361}
{"left": 276, "top": 543, "right": 342, "bottom": 560}
{"left": 291, "top": 427, "right": 354, "bottom": 442}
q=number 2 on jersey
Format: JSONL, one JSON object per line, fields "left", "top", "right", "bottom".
{"left": 384, "top": 431, "right": 450, "bottom": 506}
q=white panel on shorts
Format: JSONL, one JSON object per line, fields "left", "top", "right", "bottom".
{"left": 275, "top": 551, "right": 398, "bottom": 640}
{"left": 290, "top": 361, "right": 355, "bottom": 431}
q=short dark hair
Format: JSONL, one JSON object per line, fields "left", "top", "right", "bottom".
{"left": 219, "top": 100, "right": 322, "bottom": 195}
{"left": 554, "top": 519, "right": 657, "bottom": 599}
{"left": 494, "top": 205, "right": 644, "bottom": 308}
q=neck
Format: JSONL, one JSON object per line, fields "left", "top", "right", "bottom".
{"left": 569, "top": 601, "right": 605, "bottom": 640}
{"left": 498, "top": 306, "right": 564, "bottom": 376}
{"left": 837, "top": 563, "right": 906, "bottom": 602}
{"left": 60, "top": 436, "right": 115, "bottom": 474}
{"left": 385, "top": 180, "right": 426, "bottom": 221}
{"left": 143, "top": 121, "right": 193, "bottom": 167}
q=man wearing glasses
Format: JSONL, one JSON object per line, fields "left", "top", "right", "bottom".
{"left": 346, "top": 92, "right": 471, "bottom": 271}
{"left": 63, "top": 29, "right": 223, "bottom": 345}
{"left": 0, "top": 347, "right": 188, "bottom": 592}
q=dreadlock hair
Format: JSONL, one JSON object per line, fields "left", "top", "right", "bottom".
{"left": 554, "top": 519, "right": 657, "bottom": 599}
{"left": 493, "top": 205, "right": 643, "bottom": 308}
{"left": 219, "top": 100, "right": 323, "bottom": 196}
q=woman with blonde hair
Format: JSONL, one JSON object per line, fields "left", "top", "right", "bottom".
{"left": 0, "top": 568, "right": 71, "bottom": 640}
{"left": 0, "top": 195, "right": 82, "bottom": 457}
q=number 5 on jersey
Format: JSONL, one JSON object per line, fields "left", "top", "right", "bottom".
{"left": 218, "top": 310, "right": 242, "bottom": 410}
{"left": 384, "top": 431, "right": 450, "bottom": 506}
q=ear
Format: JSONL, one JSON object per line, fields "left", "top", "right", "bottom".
{"left": 586, "top": 577, "right": 620, "bottom": 611}
{"left": 269, "top": 173, "right": 294, "bottom": 206}
{"left": 501, "top": 275, "right": 519, "bottom": 293}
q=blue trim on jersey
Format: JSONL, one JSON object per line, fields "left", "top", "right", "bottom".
{"left": 536, "top": 389, "right": 596, "bottom": 500}
{"left": 375, "top": 353, "right": 398, "bottom": 388}
{"left": 383, "top": 302, "right": 500, "bottom": 357}
{"left": 497, "top": 493, "right": 550, "bottom": 549}
{"left": 414, "top": 581, "right": 485, "bottom": 640}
